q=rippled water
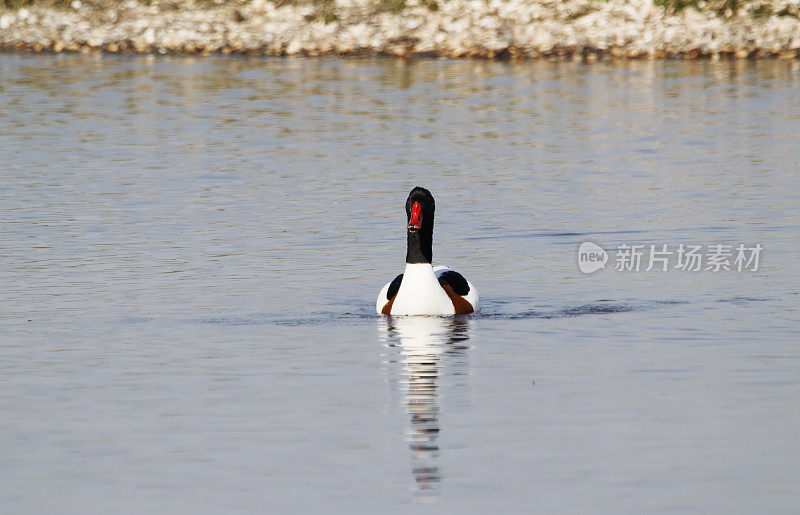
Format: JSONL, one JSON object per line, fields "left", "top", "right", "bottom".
{"left": 1, "top": 53, "right": 799, "bottom": 512}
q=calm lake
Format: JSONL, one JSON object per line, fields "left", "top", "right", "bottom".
{"left": 1, "top": 53, "right": 799, "bottom": 512}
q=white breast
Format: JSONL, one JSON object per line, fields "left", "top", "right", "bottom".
{"left": 390, "top": 263, "right": 455, "bottom": 316}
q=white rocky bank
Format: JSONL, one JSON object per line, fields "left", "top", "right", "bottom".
{"left": 1, "top": 0, "right": 799, "bottom": 58}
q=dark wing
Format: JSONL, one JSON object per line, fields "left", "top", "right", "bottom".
{"left": 437, "top": 270, "right": 470, "bottom": 296}
{"left": 380, "top": 273, "right": 404, "bottom": 315}
{"left": 386, "top": 273, "right": 404, "bottom": 300}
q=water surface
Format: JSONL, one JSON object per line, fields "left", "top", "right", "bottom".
{"left": 1, "top": 54, "right": 799, "bottom": 512}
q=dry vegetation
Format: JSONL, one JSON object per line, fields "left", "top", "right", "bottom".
{"left": 1, "top": 0, "right": 799, "bottom": 58}
{"left": 3, "top": 0, "right": 799, "bottom": 18}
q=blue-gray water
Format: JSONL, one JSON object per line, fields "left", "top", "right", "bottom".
{"left": 1, "top": 54, "right": 799, "bottom": 512}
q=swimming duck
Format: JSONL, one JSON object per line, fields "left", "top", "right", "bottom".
{"left": 377, "top": 187, "right": 479, "bottom": 316}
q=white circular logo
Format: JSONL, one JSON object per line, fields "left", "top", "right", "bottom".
{"left": 578, "top": 242, "right": 608, "bottom": 274}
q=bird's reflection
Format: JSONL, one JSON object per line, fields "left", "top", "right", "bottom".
{"left": 378, "top": 316, "right": 470, "bottom": 502}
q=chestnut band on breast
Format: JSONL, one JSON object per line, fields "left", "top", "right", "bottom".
{"left": 381, "top": 296, "right": 395, "bottom": 315}
{"left": 439, "top": 281, "right": 474, "bottom": 314}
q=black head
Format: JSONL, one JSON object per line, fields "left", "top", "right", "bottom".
{"left": 405, "top": 187, "right": 435, "bottom": 264}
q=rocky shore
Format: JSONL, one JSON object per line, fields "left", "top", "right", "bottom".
{"left": 1, "top": 0, "right": 800, "bottom": 59}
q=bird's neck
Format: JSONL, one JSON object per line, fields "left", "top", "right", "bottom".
{"left": 406, "top": 229, "right": 433, "bottom": 264}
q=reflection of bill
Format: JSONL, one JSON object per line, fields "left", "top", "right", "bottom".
{"left": 379, "top": 316, "right": 470, "bottom": 502}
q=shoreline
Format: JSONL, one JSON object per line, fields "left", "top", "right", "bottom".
{"left": 2, "top": 0, "right": 800, "bottom": 59}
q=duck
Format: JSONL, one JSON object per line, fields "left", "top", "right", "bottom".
{"left": 377, "top": 187, "right": 479, "bottom": 316}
